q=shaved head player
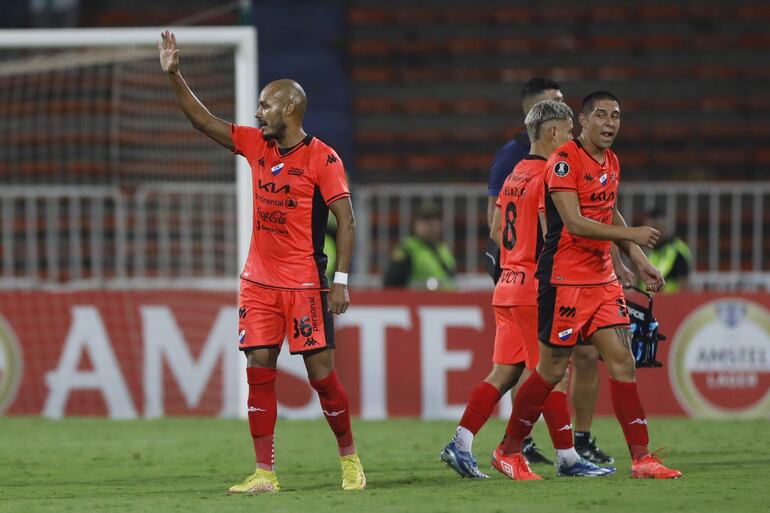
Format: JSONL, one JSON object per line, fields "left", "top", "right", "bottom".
{"left": 159, "top": 30, "right": 365, "bottom": 493}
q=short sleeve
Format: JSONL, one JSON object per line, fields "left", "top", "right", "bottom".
{"left": 231, "top": 124, "right": 266, "bottom": 161}
{"left": 316, "top": 149, "right": 350, "bottom": 205}
{"left": 545, "top": 149, "right": 579, "bottom": 193}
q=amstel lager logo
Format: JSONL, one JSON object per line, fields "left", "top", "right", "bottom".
{"left": 669, "top": 299, "right": 770, "bottom": 418}
{"left": 0, "top": 314, "right": 23, "bottom": 413}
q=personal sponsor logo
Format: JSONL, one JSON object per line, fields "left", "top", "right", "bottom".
{"left": 0, "top": 315, "right": 22, "bottom": 414}
{"left": 285, "top": 197, "right": 298, "bottom": 209}
{"left": 670, "top": 299, "right": 770, "bottom": 418}
{"left": 553, "top": 161, "right": 570, "bottom": 177}
{"left": 271, "top": 162, "right": 285, "bottom": 176}
{"left": 288, "top": 167, "right": 304, "bottom": 176}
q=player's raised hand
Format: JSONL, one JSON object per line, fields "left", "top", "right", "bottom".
{"left": 158, "top": 30, "right": 180, "bottom": 73}
{"left": 328, "top": 283, "right": 350, "bottom": 315}
{"left": 638, "top": 260, "right": 665, "bottom": 293}
{"left": 629, "top": 226, "right": 660, "bottom": 249}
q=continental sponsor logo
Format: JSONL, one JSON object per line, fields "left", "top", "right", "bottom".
{"left": 669, "top": 299, "right": 770, "bottom": 418}
{"left": 0, "top": 315, "right": 23, "bottom": 414}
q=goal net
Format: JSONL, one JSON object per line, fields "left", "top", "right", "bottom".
{"left": 0, "top": 28, "right": 256, "bottom": 418}
{"left": 0, "top": 27, "right": 256, "bottom": 287}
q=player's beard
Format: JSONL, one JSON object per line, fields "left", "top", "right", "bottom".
{"left": 261, "top": 119, "right": 287, "bottom": 141}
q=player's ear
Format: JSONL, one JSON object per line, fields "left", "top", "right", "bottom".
{"left": 578, "top": 112, "right": 587, "bottom": 128}
{"left": 284, "top": 102, "right": 295, "bottom": 117}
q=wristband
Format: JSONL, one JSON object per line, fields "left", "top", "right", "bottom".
{"left": 333, "top": 272, "right": 348, "bottom": 285}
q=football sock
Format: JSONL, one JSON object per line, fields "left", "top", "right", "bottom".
{"left": 457, "top": 381, "right": 501, "bottom": 444}
{"left": 609, "top": 377, "right": 650, "bottom": 460}
{"left": 501, "top": 371, "right": 555, "bottom": 454}
{"left": 556, "top": 448, "right": 580, "bottom": 467}
{"left": 542, "top": 390, "right": 574, "bottom": 450}
{"left": 574, "top": 431, "right": 591, "bottom": 447}
{"left": 310, "top": 370, "right": 355, "bottom": 456}
{"left": 453, "top": 426, "right": 474, "bottom": 452}
{"left": 246, "top": 367, "right": 277, "bottom": 471}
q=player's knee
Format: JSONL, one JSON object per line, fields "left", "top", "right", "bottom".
{"left": 606, "top": 351, "right": 636, "bottom": 382}
{"left": 573, "top": 347, "right": 600, "bottom": 370}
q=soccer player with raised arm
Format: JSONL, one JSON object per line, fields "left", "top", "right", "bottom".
{"left": 496, "top": 91, "right": 682, "bottom": 480}
{"left": 158, "top": 30, "right": 365, "bottom": 493}
{"left": 441, "top": 101, "right": 615, "bottom": 480}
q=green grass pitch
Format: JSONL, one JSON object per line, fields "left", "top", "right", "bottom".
{"left": 1, "top": 417, "right": 768, "bottom": 512}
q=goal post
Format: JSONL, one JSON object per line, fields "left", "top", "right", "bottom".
{"left": 0, "top": 26, "right": 258, "bottom": 283}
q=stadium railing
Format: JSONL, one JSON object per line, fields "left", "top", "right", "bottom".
{"left": 1, "top": 181, "right": 768, "bottom": 291}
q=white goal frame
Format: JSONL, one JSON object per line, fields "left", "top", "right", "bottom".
{"left": 0, "top": 26, "right": 258, "bottom": 278}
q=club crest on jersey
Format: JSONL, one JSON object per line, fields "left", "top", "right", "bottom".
{"left": 271, "top": 163, "right": 285, "bottom": 176}
{"left": 600, "top": 173, "right": 608, "bottom": 185}
{"left": 558, "top": 328, "right": 574, "bottom": 341}
{"left": 239, "top": 329, "right": 246, "bottom": 344}
{"left": 554, "top": 161, "right": 570, "bottom": 177}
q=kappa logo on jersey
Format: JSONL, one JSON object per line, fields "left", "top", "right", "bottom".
{"left": 629, "top": 418, "right": 648, "bottom": 425}
{"left": 554, "top": 161, "right": 570, "bottom": 177}
{"left": 258, "top": 157, "right": 265, "bottom": 167}
{"left": 557, "top": 151, "right": 569, "bottom": 158}
{"left": 584, "top": 173, "right": 594, "bottom": 182}
{"left": 271, "top": 162, "right": 285, "bottom": 176}
{"left": 558, "top": 328, "right": 574, "bottom": 341}
{"left": 303, "top": 337, "right": 320, "bottom": 347}
{"left": 600, "top": 173, "right": 608, "bottom": 185}
{"left": 248, "top": 406, "right": 267, "bottom": 413}
{"left": 326, "top": 154, "right": 338, "bottom": 165}
{"left": 557, "top": 423, "right": 573, "bottom": 431}
{"left": 323, "top": 408, "right": 346, "bottom": 417}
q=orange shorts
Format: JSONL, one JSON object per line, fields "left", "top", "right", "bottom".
{"left": 238, "top": 280, "right": 334, "bottom": 354}
{"left": 493, "top": 305, "right": 539, "bottom": 369}
{"left": 538, "top": 281, "right": 630, "bottom": 347}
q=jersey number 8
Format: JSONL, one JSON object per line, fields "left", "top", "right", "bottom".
{"left": 502, "top": 202, "right": 518, "bottom": 250}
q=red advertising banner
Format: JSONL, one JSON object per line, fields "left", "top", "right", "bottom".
{"left": 1, "top": 290, "right": 768, "bottom": 419}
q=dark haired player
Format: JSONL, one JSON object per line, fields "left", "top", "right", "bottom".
{"left": 493, "top": 91, "right": 682, "bottom": 479}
